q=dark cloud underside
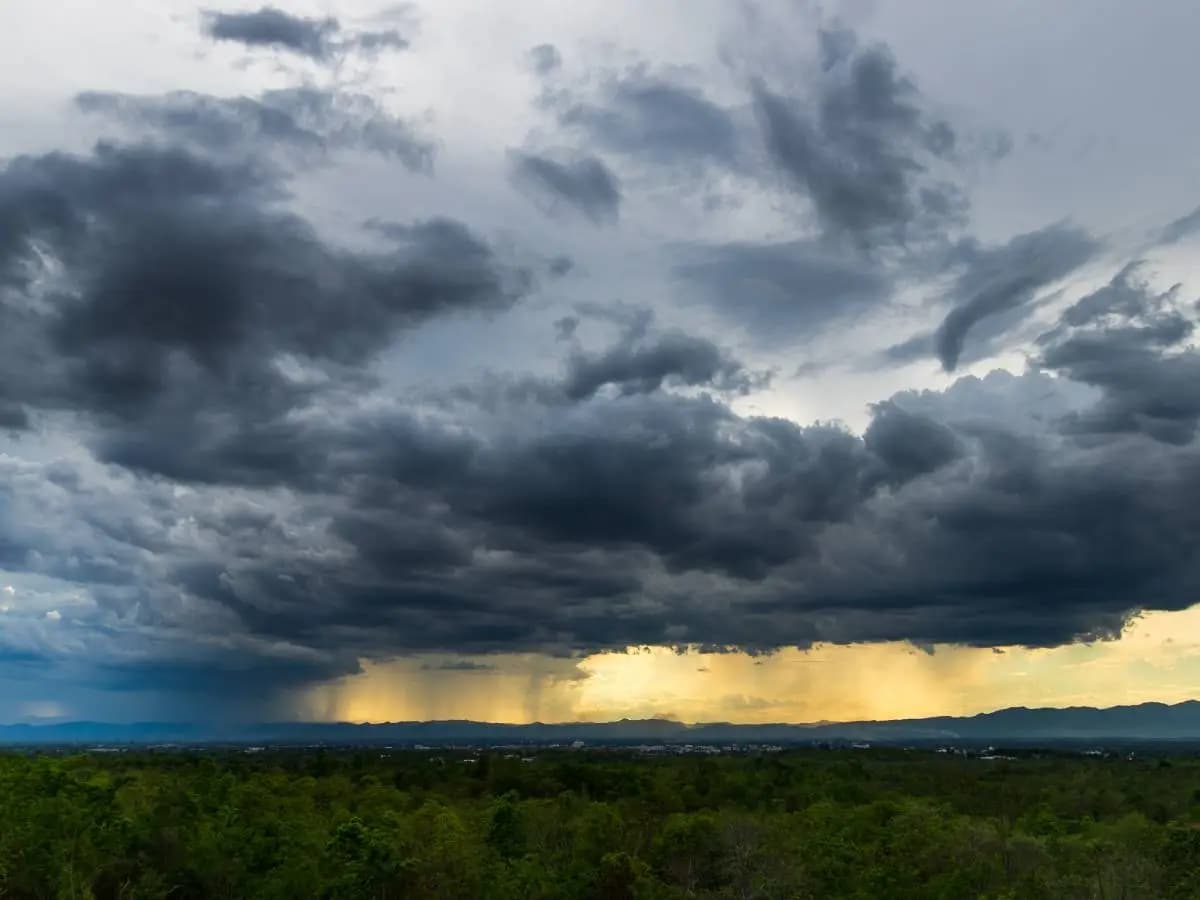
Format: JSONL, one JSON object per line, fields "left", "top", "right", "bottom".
{"left": 5, "top": 216, "right": 1200, "bottom": 675}
{"left": 4, "top": 136, "right": 1195, "bottom": 695}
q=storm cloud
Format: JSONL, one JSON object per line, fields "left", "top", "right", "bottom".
{"left": 7, "top": 327, "right": 1200, "bottom": 686}
{"left": 0, "top": 139, "right": 529, "bottom": 484}
{"left": 2, "top": 0, "right": 1200, "bottom": 717}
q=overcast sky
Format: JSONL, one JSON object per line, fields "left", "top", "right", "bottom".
{"left": 2, "top": 0, "right": 1200, "bottom": 724}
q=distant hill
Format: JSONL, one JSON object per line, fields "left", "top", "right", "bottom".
{"left": 3, "top": 700, "right": 1200, "bottom": 746}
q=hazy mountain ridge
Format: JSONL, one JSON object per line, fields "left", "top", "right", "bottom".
{"left": 4, "top": 700, "right": 1200, "bottom": 745}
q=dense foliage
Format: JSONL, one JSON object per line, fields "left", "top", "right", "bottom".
{"left": 2, "top": 746, "right": 1200, "bottom": 898}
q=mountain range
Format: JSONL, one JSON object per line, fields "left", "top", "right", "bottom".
{"left": 4, "top": 700, "right": 1200, "bottom": 746}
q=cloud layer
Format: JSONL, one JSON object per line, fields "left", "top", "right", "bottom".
{"left": 1, "top": 0, "right": 1199, "bottom": 718}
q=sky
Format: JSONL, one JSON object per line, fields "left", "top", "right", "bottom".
{"left": 2, "top": 0, "right": 1200, "bottom": 725}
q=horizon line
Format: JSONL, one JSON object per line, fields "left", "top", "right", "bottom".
{"left": 5, "top": 697, "right": 1199, "bottom": 730}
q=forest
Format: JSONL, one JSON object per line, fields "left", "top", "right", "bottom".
{"left": 2, "top": 746, "right": 1200, "bottom": 899}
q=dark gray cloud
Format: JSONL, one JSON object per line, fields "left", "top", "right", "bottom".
{"left": 528, "top": 43, "right": 561, "bottom": 74}
{"left": 753, "top": 28, "right": 967, "bottom": 250}
{"left": 562, "top": 331, "right": 765, "bottom": 399}
{"left": 10, "top": 342, "right": 1200, "bottom": 679}
{"left": 421, "top": 659, "right": 497, "bottom": 672}
{"left": 201, "top": 6, "right": 412, "bottom": 61}
{"left": 351, "top": 29, "right": 410, "bottom": 54}
{"left": 779, "top": 374, "right": 1200, "bottom": 648}
{"left": 450, "top": 399, "right": 874, "bottom": 583}
{"left": 421, "top": 314, "right": 765, "bottom": 410}
{"left": 0, "top": 140, "right": 529, "bottom": 484}
{"left": 0, "top": 402, "right": 28, "bottom": 431}
{"left": 77, "top": 88, "right": 434, "bottom": 171}
{"left": 552, "top": 68, "right": 741, "bottom": 168}
{"left": 4, "top": 7, "right": 1199, "bottom": 715}
{"left": 554, "top": 315, "right": 579, "bottom": 341}
{"left": 674, "top": 239, "right": 890, "bottom": 339}
{"left": 861, "top": 401, "right": 963, "bottom": 484}
{"left": 933, "top": 223, "right": 1101, "bottom": 370}
{"left": 880, "top": 330, "right": 934, "bottom": 365}
{"left": 5, "top": 303, "right": 1200, "bottom": 697}
{"left": 202, "top": 6, "right": 340, "bottom": 58}
{"left": 1038, "top": 264, "right": 1200, "bottom": 444}
{"left": 508, "top": 150, "right": 621, "bottom": 224}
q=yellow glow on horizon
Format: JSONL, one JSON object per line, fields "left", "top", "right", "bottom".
{"left": 295, "top": 606, "right": 1200, "bottom": 724}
